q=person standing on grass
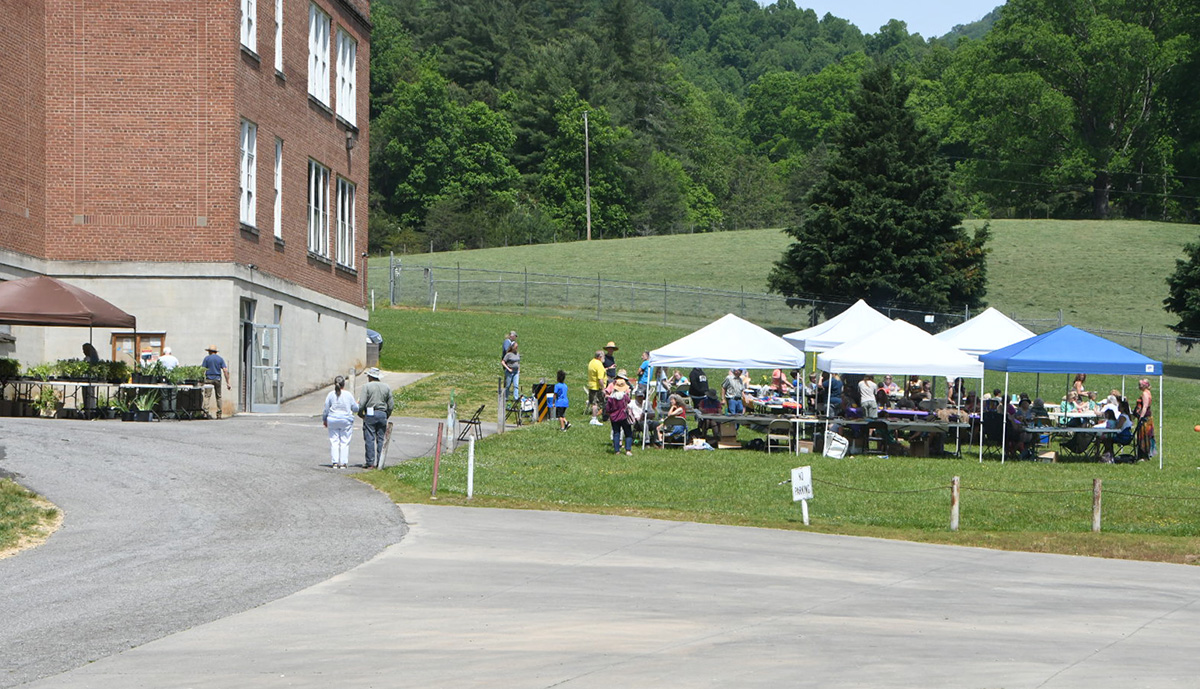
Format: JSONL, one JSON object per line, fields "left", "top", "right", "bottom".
{"left": 502, "top": 342, "right": 521, "bottom": 401}
{"left": 322, "top": 375, "right": 359, "bottom": 469}
{"left": 605, "top": 371, "right": 634, "bottom": 456}
{"left": 603, "top": 342, "right": 619, "bottom": 381}
{"left": 637, "top": 351, "right": 651, "bottom": 397}
{"left": 554, "top": 370, "right": 571, "bottom": 431}
{"left": 722, "top": 368, "right": 745, "bottom": 415}
{"left": 587, "top": 350, "right": 606, "bottom": 425}
{"left": 502, "top": 330, "right": 517, "bottom": 358}
{"left": 858, "top": 375, "right": 879, "bottom": 419}
{"left": 1135, "top": 378, "right": 1156, "bottom": 460}
{"left": 358, "top": 367, "right": 393, "bottom": 468}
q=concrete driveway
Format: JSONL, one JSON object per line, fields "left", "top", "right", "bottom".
{"left": 16, "top": 502, "right": 1200, "bottom": 688}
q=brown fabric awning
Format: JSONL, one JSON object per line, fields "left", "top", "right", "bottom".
{"left": 0, "top": 275, "right": 137, "bottom": 328}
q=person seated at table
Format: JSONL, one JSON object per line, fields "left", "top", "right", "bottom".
{"left": 881, "top": 375, "right": 901, "bottom": 397}
{"left": 628, "top": 391, "right": 658, "bottom": 442}
{"left": 769, "top": 369, "right": 792, "bottom": 396}
{"left": 1083, "top": 390, "right": 1099, "bottom": 411}
{"left": 697, "top": 389, "right": 722, "bottom": 415}
{"left": 665, "top": 370, "right": 687, "bottom": 392}
{"left": 1008, "top": 395, "right": 1037, "bottom": 458}
{"left": 722, "top": 368, "right": 746, "bottom": 414}
{"left": 962, "top": 390, "right": 979, "bottom": 414}
{"left": 658, "top": 394, "right": 689, "bottom": 444}
{"left": 1096, "top": 403, "right": 1134, "bottom": 462}
{"left": 817, "top": 372, "right": 843, "bottom": 415}
{"left": 946, "top": 378, "right": 964, "bottom": 405}
{"left": 789, "top": 369, "right": 802, "bottom": 392}
{"left": 906, "top": 375, "right": 924, "bottom": 398}
{"left": 1031, "top": 397, "right": 1049, "bottom": 422}
{"left": 982, "top": 389, "right": 1003, "bottom": 413}
{"left": 858, "top": 374, "right": 879, "bottom": 419}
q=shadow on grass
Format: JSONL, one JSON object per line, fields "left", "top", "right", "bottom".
{"left": 1165, "top": 363, "right": 1200, "bottom": 380}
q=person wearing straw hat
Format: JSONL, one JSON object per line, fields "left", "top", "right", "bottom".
{"left": 202, "top": 345, "right": 231, "bottom": 418}
{"left": 358, "top": 367, "right": 394, "bottom": 468}
{"left": 602, "top": 341, "right": 619, "bottom": 381}
{"left": 605, "top": 370, "right": 634, "bottom": 456}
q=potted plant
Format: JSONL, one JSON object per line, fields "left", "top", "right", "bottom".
{"left": 130, "top": 390, "right": 160, "bottom": 421}
{"left": 0, "top": 358, "right": 19, "bottom": 382}
{"left": 31, "top": 385, "right": 61, "bottom": 418}
{"left": 112, "top": 394, "right": 134, "bottom": 421}
{"left": 94, "top": 392, "right": 117, "bottom": 419}
{"left": 26, "top": 363, "right": 52, "bottom": 381}
{"left": 105, "top": 360, "right": 131, "bottom": 385}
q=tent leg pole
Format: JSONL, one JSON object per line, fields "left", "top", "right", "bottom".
{"left": 1001, "top": 373, "right": 1009, "bottom": 464}
{"left": 978, "top": 377, "right": 984, "bottom": 463}
{"left": 1159, "top": 377, "right": 1163, "bottom": 470}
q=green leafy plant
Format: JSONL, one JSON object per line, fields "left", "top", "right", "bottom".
{"left": 105, "top": 361, "right": 131, "bottom": 384}
{"left": 111, "top": 395, "right": 130, "bottom": 414}
{"left": 31, "top": 385, "right": 60, "bottom": 416}
{"left": 0, "top": 358, "right": 19, "bottom": 381}
{"left": 167, "top": 365, "right": 206, "bottom": 384}
{"left": 132, "top": 390, "right": 160, "bottom": 412}
{"left": 25, "top": 364, "right": 52, "bottom": 381}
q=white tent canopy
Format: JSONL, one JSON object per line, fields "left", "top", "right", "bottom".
{"left": 934, "top": 307, "right": 1035, "bottom": 358}
{"left": 648, "top": 314, "right": 804, "bottom": 370}
{"left": 783, "top": 299, "right": 892, "bottom": 353}
{"left": 817, "top": 319, "right": 985, "bottom": 379}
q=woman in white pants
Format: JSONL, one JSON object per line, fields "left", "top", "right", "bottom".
{"left": 322, "top": 375, "right": 360, "bottom": 468}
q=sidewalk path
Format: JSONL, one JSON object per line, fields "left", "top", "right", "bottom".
{"left": 20, "top": 504, "right": 1200, "bottom": 688}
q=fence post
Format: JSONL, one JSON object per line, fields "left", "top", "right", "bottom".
{"left": 431, "top": 422, "right": 444, "bottom": 498}
{"left": 1092, "top": 478, "right": 1102, "bottom": 532}
{"left": 457, "top": 262, "right": 461, "bottom": 310}
{"left": 950, "top": 476, "right": 960, "bottom": 532}
{"left": 497, "top": 376, "right": 506, "bottom": 434}
{"left": 524, "top": 268, "right": 529, "bottom": 315}
{"left": 389, "top": 252, "right": 396, "bottom": 305}
{"left": 741, "top": 286, "right": 745, "bottom": 318}
{"left": 1058, "top": 309, "right": 1063, "bottom": 327}
{"left": 596, "top": 273, "right": 601, "bottom": 320}
{"left": 1139, "top": 326, "right": 1144, "bottom": 353}
{"left": 663, "top": 279, "right": 668, "bottom": 327}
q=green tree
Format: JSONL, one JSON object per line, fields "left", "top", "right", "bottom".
{"left": 946, "top": 0, "right": 1192, "bottom": 219}
{"left": 1163, "top": 238, "right": 1200, "bottom": 341}
{"left": 768, "top": 63, "right": 989, "bottom": 317}
{"left": 536, "top": 95, "right": 635, "bottom": 240}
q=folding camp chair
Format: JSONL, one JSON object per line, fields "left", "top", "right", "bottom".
{"left": 766, "top": 419, "right": 792, "bottom": 454}
{"left": 980, "top": 411, "right": 1005, "bottom": 460}
{"left": 457, "top": 404, "right": 485, "bottom": 442}
{"left": 865, "top": 420, "right": 892, "bottom": 455}
{"left": 661, "top": 417, "right": 688, "bottom": 449}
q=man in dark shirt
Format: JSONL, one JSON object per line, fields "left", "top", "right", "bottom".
{"left": 202, "top": 345, "right": 231, "bottom": 418}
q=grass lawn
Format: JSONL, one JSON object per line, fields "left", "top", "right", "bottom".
{"left": 367, "top": 307, "right": 1200, "bottom": 564}
{"left": 0, "top": 479, "right": 60, "bottom": 558}
{"left": 369, "top": 219, "right": 1199, "bottom": 336}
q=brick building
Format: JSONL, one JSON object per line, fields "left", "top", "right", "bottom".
{"left": 0, "top": 0, "right": 371, "bottom": 414}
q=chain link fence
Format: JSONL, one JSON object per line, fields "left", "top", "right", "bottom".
{"left": 367, "top": 256, "right": 1200, "bottom": 367}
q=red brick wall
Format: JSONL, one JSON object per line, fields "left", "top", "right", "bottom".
{"left": 0, "top": 0, "right": 47, "bottom": 258}
{"left": 232, "top": 0, "right": 370, "bottom": 306}
{"left": 17, "top": 0, "right": 369, "bottom": 308}
{"left": 43, "top": 0, "right": 238, "bottom": 263}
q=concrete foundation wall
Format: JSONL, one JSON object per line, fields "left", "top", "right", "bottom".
{"left": 0, "top": 253, "right": 366, "bottom": 414}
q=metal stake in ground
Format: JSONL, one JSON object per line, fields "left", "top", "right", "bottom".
{"left": 431, "top": 422, "right": 444, "bottom": 499}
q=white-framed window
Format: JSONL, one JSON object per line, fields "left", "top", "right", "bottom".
{"left": 274, "top": 0, "right": 283, "bottom": 72}
{"left": 335, "top": 29, "right": 357, "bottom": 125}
{"left": 273, "top": 138, "right": 283, "bottom": 239}
{"left": 336, "top": 178, "right": 356, "bottom": 268}
{"left": 241, "top": 0, "right": 257, "bottom": 52}
{"left": 308, "top": 3, "right": 331, "bottom": 105}
{"left": 307, "top": 159, "right": 330, "bottom": 256}
{"left": 239, "top": 119, "right": 257, "bottom": 228}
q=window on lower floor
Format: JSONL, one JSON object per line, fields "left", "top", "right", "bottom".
{"left": 336, "top": 177, "right": 355, "bottom": 269}
{"left": 307, "top": 159, "right": 329, "bottom": 256}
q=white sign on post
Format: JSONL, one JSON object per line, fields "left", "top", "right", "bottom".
{"left": 791, "top": 466, "right": 813, "bottom": 501}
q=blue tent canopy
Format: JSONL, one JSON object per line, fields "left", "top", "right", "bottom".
{"left": 979, "top": 325, "right": 1162, "bottom": 376}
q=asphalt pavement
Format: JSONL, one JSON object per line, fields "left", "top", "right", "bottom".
{"left": 3, "top": 377, "right": 1200, "bottom": 688}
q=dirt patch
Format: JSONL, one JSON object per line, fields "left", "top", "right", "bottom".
{"left": 0, "top": 495, "right": 63, "bottom": 560}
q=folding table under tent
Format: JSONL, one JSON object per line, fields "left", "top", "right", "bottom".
{"left": 815, "top": 319, "right": 985, "bottom": 456}
{"left": 645, "top": 313, "right": 805, "bottom": 449}
{"left": 977, "top": 325, "right": 1164, "bottom": 468}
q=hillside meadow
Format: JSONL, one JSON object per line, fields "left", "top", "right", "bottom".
{"left": 369, "top": 219, "right": 1200, "bottom": 336}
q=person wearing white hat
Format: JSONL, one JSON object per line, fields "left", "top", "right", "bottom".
{"left": 358, "top": 367, "right": 393, "bottom": 468}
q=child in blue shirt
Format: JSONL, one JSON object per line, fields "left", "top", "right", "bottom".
{"left": 554, "top": 370, "right": 571, "bottom": 431}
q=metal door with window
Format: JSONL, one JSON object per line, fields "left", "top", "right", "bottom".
{"left": 250, "top": 323, "right": 282, "bottom": 412}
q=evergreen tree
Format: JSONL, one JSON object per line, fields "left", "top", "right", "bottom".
{"left": 1163, "top": 238, "right": 1200, "bottom": 342}
{"left": 768, "top": 63, "right": 989, "bottom": 319}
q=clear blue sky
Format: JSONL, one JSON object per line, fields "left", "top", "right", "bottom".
{"left": 798, "top": 1, "right": 1004, "bottom": 38}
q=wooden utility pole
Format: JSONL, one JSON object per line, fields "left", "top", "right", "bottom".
{"left": 583, "top": 110, "right": 592, "bottom": 241}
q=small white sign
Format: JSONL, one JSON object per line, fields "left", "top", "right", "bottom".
{"left": 791, "top": 466, "right": 813, "bottom": 501}
{"left": 1146, "top": 364, "right": 1155, "bottom": 373}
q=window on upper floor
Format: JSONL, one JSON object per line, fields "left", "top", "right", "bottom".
{"left": 336, "top": 29, "right": 357, "bottom": 125}
{"left": 273, "top": 138, "right": 283, "bottom": 239}
{"left": 240, "top": 120, "right": 257, "bottom": 228}
{"left": 241, "top": 0, "right": 257, "bottom": 53}
{"left": 274, "top": 0, "right": 283, "bottom": 72}
{"left": 308, "top": 3, "right": 331, "bottom": 106}
{"left": 307, "top": 159, "right": 330, "bottom": 257}
{"left": 336, "top": 178, "right": 356, "bottom": 269}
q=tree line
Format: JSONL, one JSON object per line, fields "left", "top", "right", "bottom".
{"left": 367, "top": 0, "right": 1200, "bottom": 254}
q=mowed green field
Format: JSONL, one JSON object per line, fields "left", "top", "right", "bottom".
{"left": 367, "top": 307, "right": 1200, "bottom": 563}
{"left": 371, "top": 219, "right": 1199, "bottom": 335}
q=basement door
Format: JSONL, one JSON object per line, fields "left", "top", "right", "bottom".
{"left": 249, "top": 323, "right": 282, "bottom": 412}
